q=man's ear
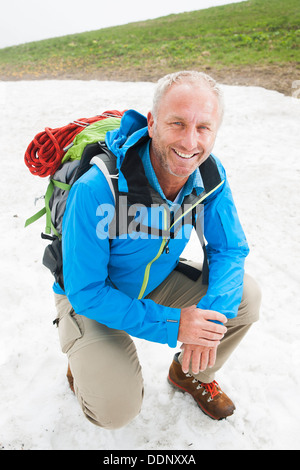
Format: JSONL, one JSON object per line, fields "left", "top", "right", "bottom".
{"left": 147, "top": 111, "right": 155, "bottom": 138}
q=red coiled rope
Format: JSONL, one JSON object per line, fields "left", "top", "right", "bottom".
{"left": 24, "top": 110, "right": 124, "bottom": 177}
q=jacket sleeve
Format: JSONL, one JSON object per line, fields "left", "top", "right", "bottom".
{"left": 197, "top": 159, "right": 249, "bottom": 319}
{"left": 61, "top": 170, "right": 180, "bottom": 347}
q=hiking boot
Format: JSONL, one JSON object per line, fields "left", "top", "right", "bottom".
{"left": 167, "top": 352, "right": 235, "bottom": 420}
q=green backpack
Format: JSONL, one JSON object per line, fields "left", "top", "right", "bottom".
{"left": 24, "top": 112, "right": 123, "bottom": 288}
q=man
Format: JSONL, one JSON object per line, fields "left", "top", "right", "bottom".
{"left": 53, "top": 71, "right": 261, "bottom": 428}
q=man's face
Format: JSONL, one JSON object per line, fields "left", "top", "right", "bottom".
{"left": 148, "top": 82, "right": 221, "bottom": 185}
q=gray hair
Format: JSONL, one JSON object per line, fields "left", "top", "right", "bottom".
{"left": 151, "top": 70, "right": 224, "bottom": 124}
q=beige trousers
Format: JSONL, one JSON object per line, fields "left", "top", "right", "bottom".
{"left": 54, "top": 262, "right": 261, "bottom": 429}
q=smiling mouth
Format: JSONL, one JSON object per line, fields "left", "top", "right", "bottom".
{"left": 173, "top": 149, "right": 198, "bottom": 159}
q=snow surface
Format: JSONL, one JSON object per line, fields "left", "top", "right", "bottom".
{"left": 0, "top": 79, "right": 299, "bottom": 451}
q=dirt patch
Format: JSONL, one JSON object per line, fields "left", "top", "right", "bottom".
{"left": 1, "top": 63, "right": 299, "bottom": 97}
{"left": 210, "top": 64, "right": 299, "bottom": 97}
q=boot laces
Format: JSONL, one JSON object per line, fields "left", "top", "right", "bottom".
{"left": 201, "top": 380, "right": 222, "bottom": 399}
{"left": 186, "top": 374, "right": 222, "bottom": 400}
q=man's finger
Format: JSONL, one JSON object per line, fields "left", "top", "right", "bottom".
{"left": 181, "top": 347, "right": 192, "bottom": 374}
{"left": 208, "top": 347, "right": 217, "bottom": 368}
{"left": 191, "top": 348, "right": 202, "bottom": 374}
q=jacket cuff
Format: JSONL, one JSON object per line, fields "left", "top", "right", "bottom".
{"left": 165, "top": 307, "right": 181, "bottom": 348}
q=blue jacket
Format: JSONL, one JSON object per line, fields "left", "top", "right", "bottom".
{"left": 57, "top": 110, "right": 249, "bottom": 347}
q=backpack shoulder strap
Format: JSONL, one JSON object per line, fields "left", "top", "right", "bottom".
{"left": 90, "top": 142, "right": 118, "bottom": 201}
{"left": 199, "top": 154, "right": 222, "bottom": 194}
{"left": 72, "top": 140, "right": 118, "bottom": 198}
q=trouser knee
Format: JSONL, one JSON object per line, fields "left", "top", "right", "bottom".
{"left": 239, "top": 273, "right": 262, "bottom": 324}
{"left": 77, "top": 373, "right": 144, "bottom": 430}
{"left": 70, "top": 337, "right": 144, "bottom": 430}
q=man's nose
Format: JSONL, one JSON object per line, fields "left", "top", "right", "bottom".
{"left": 181, "top": 127, "right": 198, "bottom": 150}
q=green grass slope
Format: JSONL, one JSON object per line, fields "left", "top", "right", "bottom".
{"left": 0, "top": 0, "right": 299, "bottom": 94}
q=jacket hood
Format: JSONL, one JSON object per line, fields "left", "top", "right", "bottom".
{"left": 105, "top": 109, "right": 149, "bottom": 194}
{"left": 105, "top": 109, "right": 148, "bottom": 167}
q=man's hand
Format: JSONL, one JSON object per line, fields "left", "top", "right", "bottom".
{"left": 180, "top": 343, "right": 218, "bottom": 374}
{"left": 178, "top": 305, "right": 227, "bottom": 347}
{"left": 177, "top": 305, "right": 227, "bottom": 375}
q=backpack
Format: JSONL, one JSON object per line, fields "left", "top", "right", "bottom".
{"left": 24, "top": 111, "right": 125, "bottom": 289}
